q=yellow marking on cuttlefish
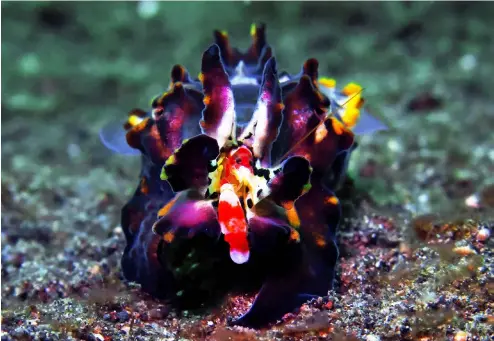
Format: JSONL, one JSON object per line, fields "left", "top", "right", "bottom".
{"left": 342, "top": 82, "right": 362, "bottom": 96}
{"left": 160, "top": 157, "right": 174, "bottom": 180}
{"left": 325, "top": 195, "right": 339, "bottom": 205}
{"left": 165, "top": 154, "right": 176, "bottom": 167}
{"left": 208, "top": 154, "right": 226, "bottom": 195}
{"left": 131, "top": 117, "right": 150, "bottom": 133}
{"left": 318, "top": 77, "right": 336, "bottom": 89}
{"left": 250, "top": 23, "right": 256, "bottom": 37}
{"left": 314, "top": 233, "right": 327, "bottom": 247}
{"left": 163, "top": 231, "right": 175, "bottom": 243}
{"left": 331, "top": 117, "right": 345, "bottom": 136}
{"left": 198, "top": 72, "right": 204, "bottom": 83}
{"left": 160, "top": 172, "right": 168, "bottom": 181}
{"left": 289, "top": 229, "right": 300, "bottom": 242}
{"left": 282, "top": 201, "right": 301, "bottom": 228}
{"left": 286, "top": 207, "right": 301, "bottom": 228}
{"left": 140, "top": 177, "right": 149, "bottom": 195}
{"left": 128, "top": 114, "right": 144, "bottom": 127}
{"left": 342, "top": 107, "right": 360, "bottom": 129}
{"left": 157, "top": 195, "right": 179, "bottom": 218}
{"left": 301, "top": 183, "right": 312, "bottom": 197}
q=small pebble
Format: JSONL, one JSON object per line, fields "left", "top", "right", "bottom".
{"left": 366, "top": 335, "right": 380, "bottom": 341}
{"left": 453, "top": 331, "right": 468, "bottom": 341}
{"left": 387, "top": 139, "right": 402, "bottom": 153}
{"left": 324, "top": 301, "right": 333, "bottom": 310}
{"left": 90, "top": 264, "right": 101, "bottom": 275}
{"left": 476, "top": 227, "right": 490, "bottom": 242}
{"left": 25, "top": 319, "right": 38, "bottom": 326}
{"left": 459, "top": 54, "right": 477, "bottom": 71}
{"left": 90, "top": 333, "right": 104, "bottom": 341}
{"left": 453, "top": 245, "right": 477, "bottom": 256}
{"left": 117, "top": 310, "right": 130, "bottom": 322}
{"left": 465, "top": 194, "right": 480, "bottom": 208}
{"left": 121, "top": 326, "right": 130, "bottom": 335}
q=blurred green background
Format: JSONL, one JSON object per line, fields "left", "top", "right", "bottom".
{"left": 2, "top": 1, "right": 494, "bottom": 212}
{"left": 1, "top": 3, "right": 494, "bottom": 338}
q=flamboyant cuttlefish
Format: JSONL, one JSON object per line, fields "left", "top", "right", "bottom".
{"left": 100, "top": 23, "right": 387, "bottom": 328}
